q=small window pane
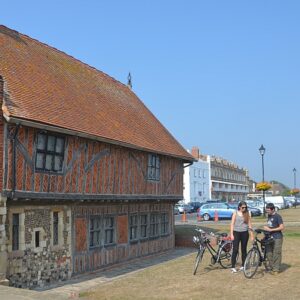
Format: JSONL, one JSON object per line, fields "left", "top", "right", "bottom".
{"left": 45, "top": 154, "right": 53, "bottom": 170}
{"left": 37, "top": 134, "right": 46, "bottom": 150}
{"left": 53, "top": 212, "right": 59, "bottom": 245}
{"left": 12, "top": 214, "right": 19, "bottom": 251}
{"left": 156, "top": 157, "right": 160, "bottom": 168}
{"left": 47, "top": 136, "right": 55, "bottom": 151}
{"left": 156, "top": 169, "right": 160, "bottom": 180}
{"left": 54, "top": 155, "right": 63, "bottom": 171}
{"left": 90, "top": 219, "right": 94, "bottom": 230}
{"left": 36, "top": 153, "right": 45, "bottom": 169}
{"left": 56, "top": 138, "right": 64, "bottom": 153}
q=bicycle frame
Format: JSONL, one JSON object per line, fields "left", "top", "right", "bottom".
{"left": 249, "top": 239, "right": 264, "bottom": 264}
{"left": 243, "top": 228, "right": 273, "bottom": 278}
{"left": 193, "top": 228, "right": 233, "bottom": 275}
{"left": 204, "top": 238, "right": 232, "bottom": 264}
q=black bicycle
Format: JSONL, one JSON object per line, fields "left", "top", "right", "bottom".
{"left": 193, "top": 228, "right": 235, "bottom": 275}
{"left": 243, "top": 228, "right": 274, "bottom": 278}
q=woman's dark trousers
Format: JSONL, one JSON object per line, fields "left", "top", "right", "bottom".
{"left": 231, "top": 230, "right": 249, "bottom": 268}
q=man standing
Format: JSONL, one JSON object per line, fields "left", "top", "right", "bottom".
{"left": 263, "top": 203, "right": 284, "bottom": 275}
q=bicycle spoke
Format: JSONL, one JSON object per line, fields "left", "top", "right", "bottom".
{"left": 219, "top": 242, "right": 233, "bottom": 269}
{"left": 244, "top": 248, "right": 260, "bottom": 278}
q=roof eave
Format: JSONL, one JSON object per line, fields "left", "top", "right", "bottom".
{"left": 3, "top": 114, "right": 194, "bottom": 163}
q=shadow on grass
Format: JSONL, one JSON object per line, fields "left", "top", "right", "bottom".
{"left": 241, "top": 263, "right": 292, "bottom": 280}
{"left": 281, "top": 263, "right": 291, "bottom": 272}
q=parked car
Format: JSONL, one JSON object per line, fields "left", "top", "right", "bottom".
{"left": 228, "top": 203, "right": 262, "bottom": 217}
{"left": 174, "top": 206, "right": 180, "bottom": 215}
{"left": 284, "top": 199, "right": 293, "bottom": 208}
{"left": 245, "top": 199, "right": 265, "bottom": 214}
{"left": 265, "top": 196, "right": 285, "bottom": 211}
{"left": 188, "top": 202, "right": 205, "bottom": 212}
{"left": 199, "top": 202, "right": 235, "bottom": 221}
{"left": 175, "top": 204, "right": 193, "bottom": 214}
{"left": 205, "top": 199, "right": 224, "bottom": 203}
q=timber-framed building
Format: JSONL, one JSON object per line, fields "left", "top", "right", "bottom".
{"left": 0, "top": 25, "right": 194, "bottom": 288}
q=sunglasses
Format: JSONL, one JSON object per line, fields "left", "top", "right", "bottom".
{"left": 241, "top": 206, "right": 247, "bottom": 209}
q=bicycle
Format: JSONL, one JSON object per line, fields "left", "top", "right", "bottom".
{"left": 243, "top": 228, "right": 274, "bottom": 278}
{"left": 193, "top": 228, "right": 235, "bottom": 275}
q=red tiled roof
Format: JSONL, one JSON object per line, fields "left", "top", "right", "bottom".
{"left": 0, "top": 25, "right": 193, "bottom": 162}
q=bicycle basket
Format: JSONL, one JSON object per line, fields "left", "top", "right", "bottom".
{"left": 222, "top": 242, "right": 232, "bottom": 253}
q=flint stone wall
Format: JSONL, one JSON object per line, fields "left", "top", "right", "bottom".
{"left": 8, "top": 247, "right": 71, "bottom": 289}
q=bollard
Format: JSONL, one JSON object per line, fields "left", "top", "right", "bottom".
{"left": 214, "top": 210, "right": 219, "bottom": 222}
{"left": 181, "top": 210, "right": 187, "bottom": 222}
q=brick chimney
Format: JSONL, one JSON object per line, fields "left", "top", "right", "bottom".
{"left": 191, "top": 146, "right": 200, "bottom": 159}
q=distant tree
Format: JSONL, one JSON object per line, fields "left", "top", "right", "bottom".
{"left": 270, "top": 180, "right": 289, "bottom": 189}
{"left": 282, "top": 189, "right": 292, "bottom": 196}
{"left": 290, "top": 188, "right": 300, "bottom": 195}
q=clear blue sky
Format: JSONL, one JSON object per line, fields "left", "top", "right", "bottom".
{"left": 1, "top": 1, "right": 299, "bottom": 188}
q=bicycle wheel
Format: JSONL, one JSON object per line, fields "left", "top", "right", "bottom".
{"left": 219, "top": 242, "right": 233, "bottom": 269}
{"left": 244, "top": 248, "right": 260, "bottom": 278}
{"left": 193, "top": 248, "right": 205, "bottom": 275}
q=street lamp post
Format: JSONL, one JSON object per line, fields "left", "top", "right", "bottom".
{"left": 259, "top": 144, "right": 266, "bottom": 216}
{"left": 293, "top": 168, "right": 297, "bottom": 189}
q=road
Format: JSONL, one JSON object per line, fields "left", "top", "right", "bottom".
{"left": 174, "top": 212, "right": 300, "bottom": 227}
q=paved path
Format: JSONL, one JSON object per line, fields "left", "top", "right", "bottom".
{"left": 0, "top": 247, "right": 195, "bottom": 300}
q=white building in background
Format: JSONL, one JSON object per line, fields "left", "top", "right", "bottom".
{"left": 210, "top": 156, "right": 249, "bottom": 202}
{"left": 183, "top": 147, "right": 211, "bottom": 203}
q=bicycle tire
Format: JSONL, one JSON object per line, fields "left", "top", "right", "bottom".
{"left": 193, "top": 248, "right": 205, "bottom": 275}
{"left": 244, "top": 248, "right": 260, "bottom": 278}
{"left": 219, "top": 241, "right": 233, "bottom": 269}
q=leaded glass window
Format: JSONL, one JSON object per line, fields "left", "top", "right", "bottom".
{"left": 140, "top": 214, "right": 148, "bottom": 238}
{"left": 90, "top": 217, "right": 101, "bottom": 248}
{"left": 35, "top": 133, "right": 65, "bottom": 172}
{"left": 147, "top": 154, "right": 160, "bottom": 181}
{"left": 161, "top": 213, "right": 169, "bottom": 235}
{"left": 150, "top": 213, "right": 159, "bottom": 237}
{"left": 104, "top": 216, "right": 115, "bottom": 245}
{"left": 53, "top": 212, "right": 59, "bottom": 245}
{"left": 129, "top": 215, "right": 138, "bottom": 240}
{"left": 12, "top": 214, "right": 19, "bottom": 251}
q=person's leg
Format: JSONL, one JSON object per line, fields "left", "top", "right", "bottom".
{"left": 265, "top": 240, "right": 275, "bottom": 270}
{"left": 231, "top": 231, "right": 241, "bottom": 269}
{"left": 240, "top": 231, "right": 249, "bottom": 266}
{"left": 272, "top": 238, "right": 283, "bottom": 272}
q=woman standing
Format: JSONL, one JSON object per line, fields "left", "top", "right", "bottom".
{"left": 230, "top": 201, "right": 253, "bottom": 273}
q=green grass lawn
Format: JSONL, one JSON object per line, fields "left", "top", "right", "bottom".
{"left": 81, "top": 208, "right": 300, "bottom": 300}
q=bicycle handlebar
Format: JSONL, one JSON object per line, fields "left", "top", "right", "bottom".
{"left": 195, "top": 228, "right": 231, "bottom": 240}
{"left": 249, "top": 228, "right": 271, "bottom": 235}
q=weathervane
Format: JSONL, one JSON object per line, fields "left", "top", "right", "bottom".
{"left": 127, "top": 72, "right": 132, "bottom": 89}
